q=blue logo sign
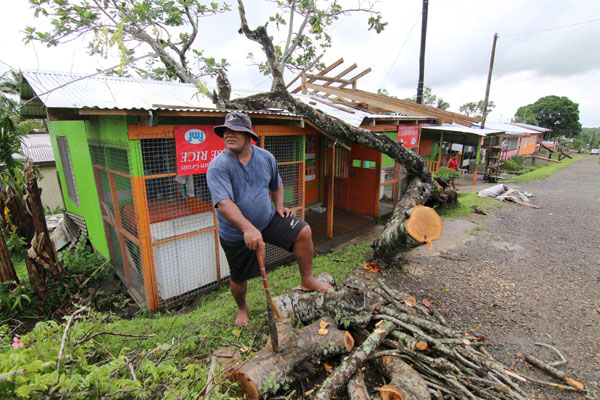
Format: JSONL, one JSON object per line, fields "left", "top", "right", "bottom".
{"left": 185, "top": 129, "right": 206, "bottom": 144}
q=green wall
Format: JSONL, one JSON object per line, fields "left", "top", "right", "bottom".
{"left": 48, "top": 120, "right": 109, "bottom": 258}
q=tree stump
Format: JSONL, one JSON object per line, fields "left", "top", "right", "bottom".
{"left": 229, "top": 316, "right": 354, "bottom": 399}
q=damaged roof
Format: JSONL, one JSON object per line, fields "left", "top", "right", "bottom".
{"left": 20, "top": 70, "right": 438, "bottom": 127}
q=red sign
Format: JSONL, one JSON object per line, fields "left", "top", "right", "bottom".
{"left": 175, "top": 125, "right": 225, "bottom": 175}
{"left": 397, "top": 124, "right": 420, "bottom": 148}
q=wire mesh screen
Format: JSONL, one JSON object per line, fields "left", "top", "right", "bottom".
{"left": 263, "top": 135, "right": 304, "bottom": 266}
{"left": 378, "top": 163, "right": 405, "bottom": 217}
{"left": 90, "top": 143, "right": 147, "bottom": 307}
{"left": 141, "top": 138, "right": 228, "bottom": 306}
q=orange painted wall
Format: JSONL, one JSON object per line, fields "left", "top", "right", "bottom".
{"left": 519, "top": 134, "right": 538, "bottom": 155}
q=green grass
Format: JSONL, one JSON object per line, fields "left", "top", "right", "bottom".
{"left": 66, "top": 243, "right": 372, "bottom": 349}
{"left": 436, "top": 193, "right": 502, "bottom": 219}
{"left": 507, "top": 155, "right": 583, "bottom": 183}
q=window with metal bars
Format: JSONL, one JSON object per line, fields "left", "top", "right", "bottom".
{"left": 56, "top": 136, "right": 80, "bottom": 207}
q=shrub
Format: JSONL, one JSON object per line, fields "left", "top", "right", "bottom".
{"left": 502, "top": 155, "right": 524, "bottom": 172}
{"left": 2, "top": 228, "right": 28, "bottom": 259}
{"left": 434, "top": 167, "right": 461, "bottom": 180}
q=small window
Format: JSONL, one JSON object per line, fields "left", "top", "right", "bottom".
{"left": 363, "top": 160, "right": 376, "bottom": 169}
{"left": 56, "top": 136, "right": 80, "bottom": 207}
{"left": 352, "top": 159, "right": 362, "bottom": 168}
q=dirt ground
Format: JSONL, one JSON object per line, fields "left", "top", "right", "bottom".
{"left": 368, "top": 156, "right": 599, "bottom": 399}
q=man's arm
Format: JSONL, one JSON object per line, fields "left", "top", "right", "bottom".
{"left": 217, "top": 199, "right": 263, "bottom": 250}
{"left": 271, "top": 184, "right": 295, "bottom": 218}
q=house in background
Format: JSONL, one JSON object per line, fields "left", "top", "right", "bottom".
{"left": 19, "top": 65, "right": 478, "bottom": 311}
{"left": 19, "top": 133, "right": 65, "bottom": 212}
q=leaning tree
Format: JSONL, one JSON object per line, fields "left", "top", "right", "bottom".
{"left": 26, "top": 0, "right": 450, "bottom": 265}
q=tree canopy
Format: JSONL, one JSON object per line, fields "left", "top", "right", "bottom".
{"left": 458, "top": 100, "right": 495, "bottom": 120}
{"left": 26, "top": 0, "right": 385, "bottom": 90}
{"left": 514, "top": 95, "right": 581, "bottom": 139}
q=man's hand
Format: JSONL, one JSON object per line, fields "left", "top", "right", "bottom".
{"left": 243, "top": 226, "right": 264, "bottom": 251}
{"left": 276, "top": 207, "right": 295, "bottom": 218}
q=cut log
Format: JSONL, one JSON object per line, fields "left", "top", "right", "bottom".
{"left": 347, "top": 370, "right": 370, "bottom": 400}
{"left": 372, "top": 355, "right": 431, "bottom": 400}
{"left": 314, "top": 320, "right": 395, "bottom": 400}
{"left": 271, "top": 288, "right": 375, "bottom": 327}
{"left": 373, "top": 201, "right": 443, "bottom": 264}
{"left": 229, "top": 316, "right": 354, "bottom": 399}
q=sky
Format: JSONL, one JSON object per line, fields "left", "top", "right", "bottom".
{"left": 1, "top": 0, "right": 599, "bottom": 127}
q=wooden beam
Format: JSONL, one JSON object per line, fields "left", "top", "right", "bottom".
{"left": 286, "top": 54, "right": 323, "bottom": 89}
{"left": 306, "top": 83, "right": 477, "bottom": 126}
{"left": 291, "top": 58, "right": 344, "bottom": 93}
{"left": 304, "top": 74, "right": 353, "bottom": 86}
{"left": 327, "top": 144, "right": 335, "bottom": 239}
{"left": 78, "top": 109, "right": 149, "bottom": 116}
{"left": 309, "top": 96, "right": 355, "bottom": 114}
{"left": 310, "top": 63, "right": 357, "bottom": 95}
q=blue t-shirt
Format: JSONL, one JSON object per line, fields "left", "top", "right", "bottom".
{"left": 206, "top": 145, "right": 282, "bottom": 242}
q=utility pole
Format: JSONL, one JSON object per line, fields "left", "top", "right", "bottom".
{"left": 480, "top": 33, "right": 499, "bottom": 129}
{"left": 416, "top": 0, "right": 429, "bottom": 104}
{"left": 473, "top": 32, "right": 499, "bottom": 184}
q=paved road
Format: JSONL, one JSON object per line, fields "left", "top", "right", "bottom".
{"left": 397, "top": 156, "right": 600, "bottom": 399}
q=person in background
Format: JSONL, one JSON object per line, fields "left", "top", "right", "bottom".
{"left": 206, "top": 111, "right": 332, "bottom": 327}
{"left": 446, "top": 153, "right": 459, "bottom": 191}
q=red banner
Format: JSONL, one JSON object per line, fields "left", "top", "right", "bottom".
{"left": 397, "top": 124, "right": 420, "bottom": 148}
{"left": 175, "top": 125, "right": 225, "bottom": 176}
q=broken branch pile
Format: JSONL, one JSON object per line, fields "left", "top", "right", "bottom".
{"left": 227, "top": 273, "right": 586, "bottom": 399}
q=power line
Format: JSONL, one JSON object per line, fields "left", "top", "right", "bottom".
{"left": 502, "top": 17, "right": 600, "bottom": 38}
{"left": 379, "top": 11, "right": 421, "bottom": 89}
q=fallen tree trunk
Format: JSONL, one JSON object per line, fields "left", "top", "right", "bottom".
{"left": 271, "top": 288, "right": 375, "bottom": 327}
{"left": 229, "top": 316, "right": 354, "bottom": 399}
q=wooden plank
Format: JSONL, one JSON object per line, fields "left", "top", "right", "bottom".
{"left": 327, "top": 144, "right": 335, "bottom": 239}
{"left": 131, "top": 177, "right": 160, "bottom": 311}
{"left": 286, "top": 54, "right": 323, "bottom": 89}
{"left": 79, "top": 109, "right": 149, "bottom": 116}
{"left": 304, "top": 73, "right": 353, "bottom": 86}
{"left": 307, "top": 83, "right": 478, "bottom": 125}
{"left": 291, "top": 58, "right": 344, "bottom": 93}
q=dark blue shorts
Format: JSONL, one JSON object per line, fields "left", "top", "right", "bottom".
{"left": 220, "top": 213, "right": 308, "bottom": 283}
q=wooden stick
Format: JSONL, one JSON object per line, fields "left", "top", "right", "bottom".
{"left": 314, "top": 320, "right": 395, "bottom": 400}
{"left": 525, "top": 355, "right": 585, "bottom": 391}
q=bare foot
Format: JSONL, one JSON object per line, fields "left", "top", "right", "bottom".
{"left": 235, "top": 304, "right": 249, "bottom": 327}
{"left": 300, "top": 276, "right": 333, "bottom": 293}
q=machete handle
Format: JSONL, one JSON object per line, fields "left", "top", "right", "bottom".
{"left": 257, "top": 245, "right": 270, "bottom": 295}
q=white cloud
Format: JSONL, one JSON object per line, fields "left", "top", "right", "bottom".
{"left": 1, "top": 0, "right": 599, "bottom": 127}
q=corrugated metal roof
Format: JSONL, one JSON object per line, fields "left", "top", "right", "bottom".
{"left": 22, "top": 70, "right": 215, "bottom": 110}
{"left": 16, "top": 134, "right": 55, "bottom": 163}
{"left": 422, "top": 123, "right": 504, "bottom": 137}
{"left": 512, "top": 122, "right": 551, "bottom": 132}
{"left": 293, "top": 94, "right": 433, "bottom": 127}
{"left": 21, "top": 70, "right": 437, "bottom": 126}
{"left": 482, "top": 122, "right": 540, "bottom": 135}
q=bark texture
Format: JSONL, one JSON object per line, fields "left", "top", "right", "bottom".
{"left": 347, "top": 370, "right": 370, "bottom": 400}
{"left": 229, "top": 316, "right": 354, "bottom": 399}
{"left": 271, "top": 288, "right": 375, "bottom": 327}
{"left": 23, "top": 160, "right": 62, "bottom": 301}
{"left": 372, "top": 355, "right": 431, "bottom": 400}
{"left": 0, "top": 230, "right": 18, "bottom": 286}
{"left": 314, "top": 320, "right": 395, "bottom": 400}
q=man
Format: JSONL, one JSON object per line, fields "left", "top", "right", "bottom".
{"left": 206, "top": 111, "right": 332, "bottom": 326}
{"left": 446, "top": 153, "right": 459, "bottom": 190}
